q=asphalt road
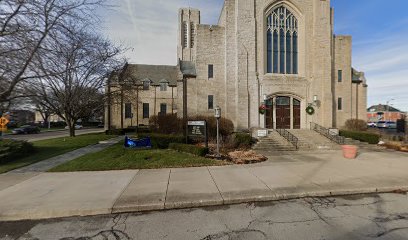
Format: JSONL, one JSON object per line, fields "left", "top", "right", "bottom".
{"left": 1, "top": 193, "right": 407, "bottom": 240}
{"left": 1, "top": 128, "right": 104, "bottom": 142}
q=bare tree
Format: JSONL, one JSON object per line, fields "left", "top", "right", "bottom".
{"left": 31, "top": 26, "right": 124, "bottom": 137}
{"left": 0, "top": 0, "right": 105, "bottom": 106}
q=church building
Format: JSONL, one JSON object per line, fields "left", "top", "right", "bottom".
{"left": 106, "top": 0, "right": 368, "bottom": 132}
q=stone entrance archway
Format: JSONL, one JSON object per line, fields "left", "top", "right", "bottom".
{"left": 265, "top": 95, "right": 302, "bottom": 129}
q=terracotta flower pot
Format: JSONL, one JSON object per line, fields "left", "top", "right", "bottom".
{"left": 342, "top": 145, "right": 358, "bottom": 159}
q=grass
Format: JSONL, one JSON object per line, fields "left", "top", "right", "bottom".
{"left": 0, "top": 133, "right": 116, "bottom": 174}
{"left": 49, "top": 142, "right": 226, "bottom": 172}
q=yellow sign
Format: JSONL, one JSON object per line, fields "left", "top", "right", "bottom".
{"left": 0, "top": 117, "right": 9, "bottom": 127}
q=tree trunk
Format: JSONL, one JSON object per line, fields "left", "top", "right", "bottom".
{"left": 67, "top": 119, "right": 76, "bottom": 137}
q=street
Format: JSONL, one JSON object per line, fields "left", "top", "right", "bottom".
{"left": 0, "top": 193, "right": 407, "bottom": 240}
{"left": 2, "top": 128, "right": 104, "bottom": 142}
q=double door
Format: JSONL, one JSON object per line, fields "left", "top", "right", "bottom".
{"left": 265, "top": 97, "right": 301, "bottom": 129}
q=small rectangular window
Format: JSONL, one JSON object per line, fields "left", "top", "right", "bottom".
{"left": 338, "top": 70, "right": 342, "bottom": 82}
{"left": 160, "top": 83, "right": 167, "bottom": 91}
{"left": 143, "top": 81, "right": 150, "bottom": 90}
{"left": 160, "top": 103, "right": 167, "bottom": 115}
{"left": 208, "top": 95, "right": 214, "bottom": 110}
{"left": 125, "top": 103, "right": 132, "bottom": 119}
{"left": 338, "top": 98, "right": 343, "bottom": 111}
{"left": 143, "top": 103, "right": 149, "bottom": 118}
{"left": 208, "top": 64, "right": 214, "bottom": 79}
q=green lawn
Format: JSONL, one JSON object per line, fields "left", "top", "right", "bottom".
{"left": 49, "top": 143, "right": 226, "bottom": 172}
{"left": 0, "top": 133, "right": 116, "bottom": 173}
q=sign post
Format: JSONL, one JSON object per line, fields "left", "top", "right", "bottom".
{"left": 214, "top": 106, "right": 221, "bottom": 158}
{"left": 187, "top": 121, "right": 208, "bottom": 148}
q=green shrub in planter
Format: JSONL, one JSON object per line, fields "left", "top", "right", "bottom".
{"left": 169, "top": 143, "right": 209, "bottom": 157}
{"left": 231, "top": 133, "right": 254, "bottom": 149}
{"left": 138, "top": 133, "right": 185, "bottom": 149}
{"left": 0, "top": 139, "right": 35, "bottom": 164}
{"left": 339, "top": 130, "right": 380, "bottom": 144}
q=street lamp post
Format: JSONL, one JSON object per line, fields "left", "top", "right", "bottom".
{"left": 214, "top": 106, "right": 221, "bottom": 158}
{"left": 386, "top": 98, "right": 395, "bottom": 121}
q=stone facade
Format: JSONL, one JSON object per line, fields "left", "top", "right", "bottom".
{"left": 107, "top": 0, "right": 368, "bottom": 131}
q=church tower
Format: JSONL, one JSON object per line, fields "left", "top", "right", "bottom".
{"left": 177, "top": 8, "right": 200, "bottom": 62}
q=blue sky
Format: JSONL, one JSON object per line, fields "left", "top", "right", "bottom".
{"left": 99, "top": 0, "right": 408, "bottom": 111}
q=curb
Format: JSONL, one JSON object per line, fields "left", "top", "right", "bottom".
{"left": 1, "top": 186, "right": 407, "bottom": 222}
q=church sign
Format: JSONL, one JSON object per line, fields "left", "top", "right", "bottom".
{"left": 187, "top": 121, "right": 206, "bottom": 137}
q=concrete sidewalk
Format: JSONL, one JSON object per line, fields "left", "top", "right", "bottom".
{"left": 0, "top": 150, "right": 407, "bottom": 221}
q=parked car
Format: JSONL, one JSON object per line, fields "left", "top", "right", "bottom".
{"left": 377, "top": 121, "right": 397, "bottom": 129}
{"left": 367, "top": 122, "right": 377, "bottom": 128}
{"left": 65, "top": 124, "right": 83, "bottom": 130}
{"left": 12, "top": 125, "right": 40, "bottom": 134}
{"left": 377, "top": 121, "right": 387, "bottom": 128}
{"left": 385, "top": 121, "right": 397, "bottom": 129}
{"left": 97, "top": 123, "right": 104, "bottom": 128}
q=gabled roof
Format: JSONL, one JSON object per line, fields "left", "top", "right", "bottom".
{"left": 367, "top": 104, "right": 401, "bottom": 113}
{"left": 122, "top": 64, "right": 183, "bottom": 87}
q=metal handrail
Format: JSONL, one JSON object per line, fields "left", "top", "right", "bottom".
{"left": 276, "top": 129, "right": 299, "bottom": 150}
{"left": 310, "top": 122, "right": 345, "bottom": 145}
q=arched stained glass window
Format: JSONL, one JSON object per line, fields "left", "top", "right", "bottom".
{"left": 266, "top": 6, "right": 298, "bottom": 74}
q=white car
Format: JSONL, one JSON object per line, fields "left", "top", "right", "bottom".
{"left": 65, "top": 124, "right": 83, "bottom": 130}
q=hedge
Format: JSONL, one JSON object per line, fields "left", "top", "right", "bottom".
{"left": 0, "top": 139, "right": 35, "bottom": 164}
{"left": 169, "top": 143, "right": 209, "bottom": 157}
{"left": 339, "top": 130, "right": 380, "bottom": 144}
{"left": 138, "top": 133, "right": 185, "bottom": 149}
{"left": 105, "top": 128, "right": 137, "bottom": 135}
{"left": 230, "top": 133, "right": 254, "bottom": 149}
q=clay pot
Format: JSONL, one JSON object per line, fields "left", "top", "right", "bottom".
{"left": 342, "top": 145, "right": 358, "bottom": 159}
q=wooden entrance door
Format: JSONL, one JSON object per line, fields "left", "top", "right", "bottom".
{"left": 265, "top": 99, "right": 273, "bottom": 129}
{"left": 293, "top": 99, "right": 301, "bottom": 129}
{"left": 276, "top": 97, "right": 291, "bottom": 129}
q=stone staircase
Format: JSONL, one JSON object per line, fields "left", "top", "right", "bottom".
{"left": 287, "top": 129, "right": 342, "bottom": 150}
{"left": 252, "top": 130, "right": 297, "bottom": 152}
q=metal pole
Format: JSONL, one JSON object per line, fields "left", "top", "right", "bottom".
{"left": 216, "top": 118, "right": 220, "bottom": 158}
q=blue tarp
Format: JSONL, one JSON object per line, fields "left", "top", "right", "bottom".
{"left": 124, "top": 136, "right": 152, "bottom": 149}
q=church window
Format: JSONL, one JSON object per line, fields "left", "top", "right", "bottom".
{"left": 143, "top": 103, "right": 149, "bottom": 118}
{"left": 266, "top": 6, "right": 298, "bottom": 74}
{"left": 160, "top": 83, "right": 167, "bottom": 91}
{"left": 183, "top": 21, "right": 188, "bottom": 48}
{"left": 338, "top": 70, "right": 342, "bottom": 82}
{"left": 338, "top": 98, "right": 343, "bottom": 110}
{"left": 208, "top": 95, "right": 214, "bottom": 110}
{"left": 208, "top": 64, "right": 214, "bottom": 79}
{"left": 143, "top": 81, "right": 150, "bottom": 90}
{"left": 190, "top": 22, "right": 195, "bottom": 48}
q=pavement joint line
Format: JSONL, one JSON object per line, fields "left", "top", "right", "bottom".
{"left": 0, "top": 172, "right": 41, "bottom": 191}
{"left": 243, "top": 166, "right": 274, "bottom": 193}
{"left": 111, "top": 170, "right": 140, "bottom": 214}
{"left": 207, "top": 167, "right": 225, "bottom": 204}
{"left": 163, "top": 169, "right": 172, "bottom": 209}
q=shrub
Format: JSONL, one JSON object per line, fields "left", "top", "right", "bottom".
{"left": 169, "top": 143, "right": 209, "bottom": 157}
{"left": 339, "top": 130, "right": 380, "bottom": 144}
{"left": 229, "top": 133, "right": 254, "bottom": 149}
{"left": 138, "top": 133, "right": 185, "bottom": 149}
{"left": 344, "top": 119, "right": 368, "bottom": 131}
{"left": 0, "top": 139, "right": 35, "bottom": 164}
{"left": 149, "top": 114, "right": 183, "bottom": 134}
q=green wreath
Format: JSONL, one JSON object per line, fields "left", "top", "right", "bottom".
{"left": 306, "top": 106, "right": 315, "bottom": 115}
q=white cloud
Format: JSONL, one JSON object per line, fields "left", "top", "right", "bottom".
{"left": 99, "top": 0, "right": 223, "bottom": 65}
{"left": 353, "top": 33, "right": 408, "bottom": 111}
